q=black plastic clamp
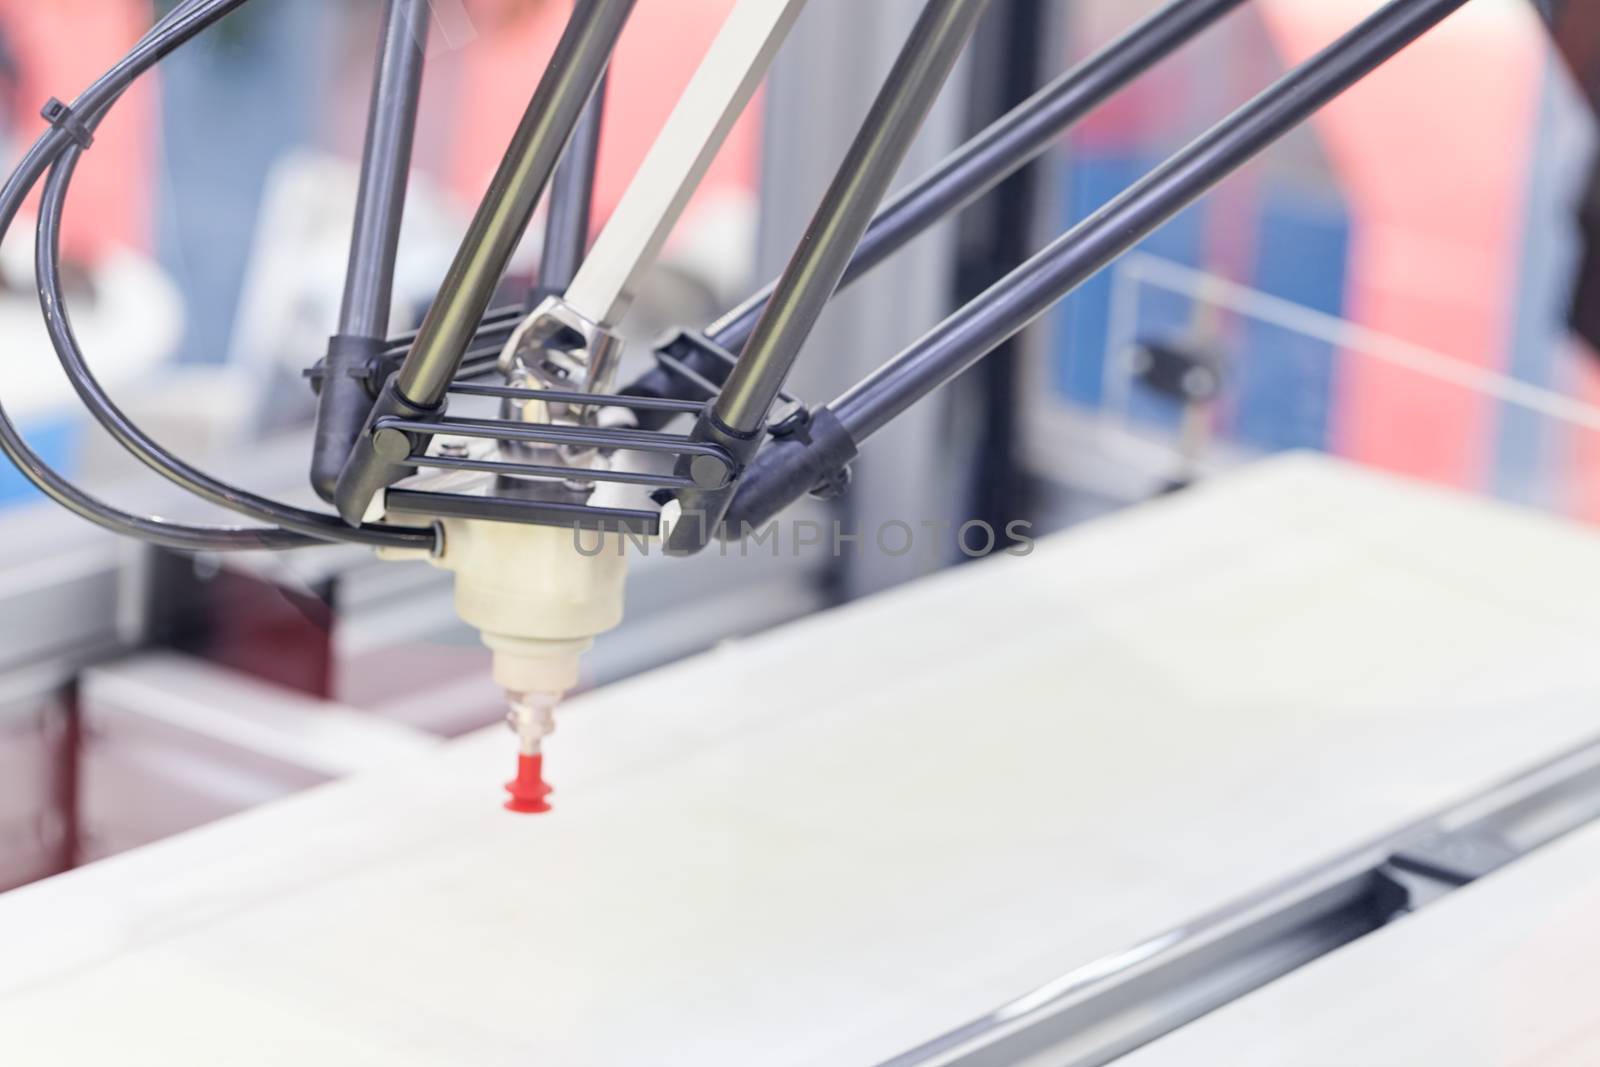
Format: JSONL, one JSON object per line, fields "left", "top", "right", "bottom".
{"left": 767, "top": 400, "right": 816, "bottom": 442}
{"left": 304, "top": 338, "right": 394, "bottom": 398}
{"left": 718, "top": 406, "right": 860, "bottom": 535}
{"left": 41, "top": 98, "right": 93, "bottom": 150}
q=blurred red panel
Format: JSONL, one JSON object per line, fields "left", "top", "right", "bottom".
{"left": 0, "top": 0, "right": 154, "bottom": 262}
{"left": 1259, "top": 0, "right": 1543, "bottom": 487}
{"left": 1561, "top": 342, "right": 1600, "bottom": 522}
{"left": 443, "top": 0, "right": 759, "bottom": 233}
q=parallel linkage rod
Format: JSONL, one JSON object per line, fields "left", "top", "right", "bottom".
{"left": 668, "top": 0, "right": 996, "bottom": 552}
{"left": 725, "top": 0, "right": 1475, "bottom": 532}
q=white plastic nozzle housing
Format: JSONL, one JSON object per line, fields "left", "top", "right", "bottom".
{"left": 430, "top": 518, "right": 628, "bottom": 708}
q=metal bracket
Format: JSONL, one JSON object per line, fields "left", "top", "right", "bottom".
{"left": 362, "top": 378, "right": 736, "bottom": 534}
{"left": 497, "top": 295, "right": 624, "bottom": 392}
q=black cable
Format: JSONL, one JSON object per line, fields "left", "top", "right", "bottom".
{"left": 0, "top": 1, "right": 307, "bottom": 550}
{"left": 36, "top": 99, "right": 432, "bottom": 550}
{"left": 0, "top": 0, "right": 438, "bottom": 552}
{"left": 0, "top": 143, "right": 301, "bottom": 550}
{"left": 35, "top": 145, "right": 432, "bottom": 550}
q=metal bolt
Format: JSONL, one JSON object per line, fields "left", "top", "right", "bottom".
{"left": 373, "top": 427, "right": 413, "bottom": 462}
{"left": 689, "top": 455, "right": 729, "bottom": 490}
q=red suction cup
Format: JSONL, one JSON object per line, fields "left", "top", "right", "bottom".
{"left": 504, "top": 753, "right": 554, "bottom": 814}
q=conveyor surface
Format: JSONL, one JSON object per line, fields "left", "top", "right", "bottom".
{"left": 2, "top": 454, "right": 1598, "bottom": 1066}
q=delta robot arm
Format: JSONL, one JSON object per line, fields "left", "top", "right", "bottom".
{"left": 4, "top": 0, "right": 1575, "bottom": 810}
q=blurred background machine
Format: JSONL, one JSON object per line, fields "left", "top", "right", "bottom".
{"left": 2, "top": 0, "right": 1600, "bottom": 1061}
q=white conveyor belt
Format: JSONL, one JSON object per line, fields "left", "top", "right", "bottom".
{"left": 3, "top": 453, "right": 1600, "bottom": 1067}
{"left": 1123, "top": 815, "right": 1600, "bottom": 1066}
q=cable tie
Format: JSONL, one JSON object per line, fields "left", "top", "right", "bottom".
{"left": 41, "top": 98, "right": 93, "bottom": 150}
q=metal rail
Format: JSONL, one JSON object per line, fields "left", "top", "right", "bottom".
{"left": 878, "top": 728, "right": 1600, "bottom": 1066}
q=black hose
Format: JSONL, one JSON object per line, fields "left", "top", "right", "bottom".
{"left": 37, "top": 143, "right": 432, "bottom": 550}
{"left": 0, "top": 2, "right": 302, "bottom": 550}
{"left": 0, "top": 0, "right": 437, "bottom": 552}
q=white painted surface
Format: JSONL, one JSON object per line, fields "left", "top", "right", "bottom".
{"left": 2, "top": 454, "right": 1600, "bottom": 1066}
{"left": 1125, "top": 816, "right": 1600, "bottom": 1066}
{"left": 78, "top": 654, "right": 443, "bottom": 860}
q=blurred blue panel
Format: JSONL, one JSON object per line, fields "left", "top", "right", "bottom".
{"left": 1231, "top": 184, "right": 1349, "bottom": 452}
{"left": 0, "top": 418, "right": 77, "bottom": 507}
{"left": 156, "top": 1, "right": 335, "bottom": 366}
{"left": 1050, "top": 151, "right": 1207, "bottom": 407}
